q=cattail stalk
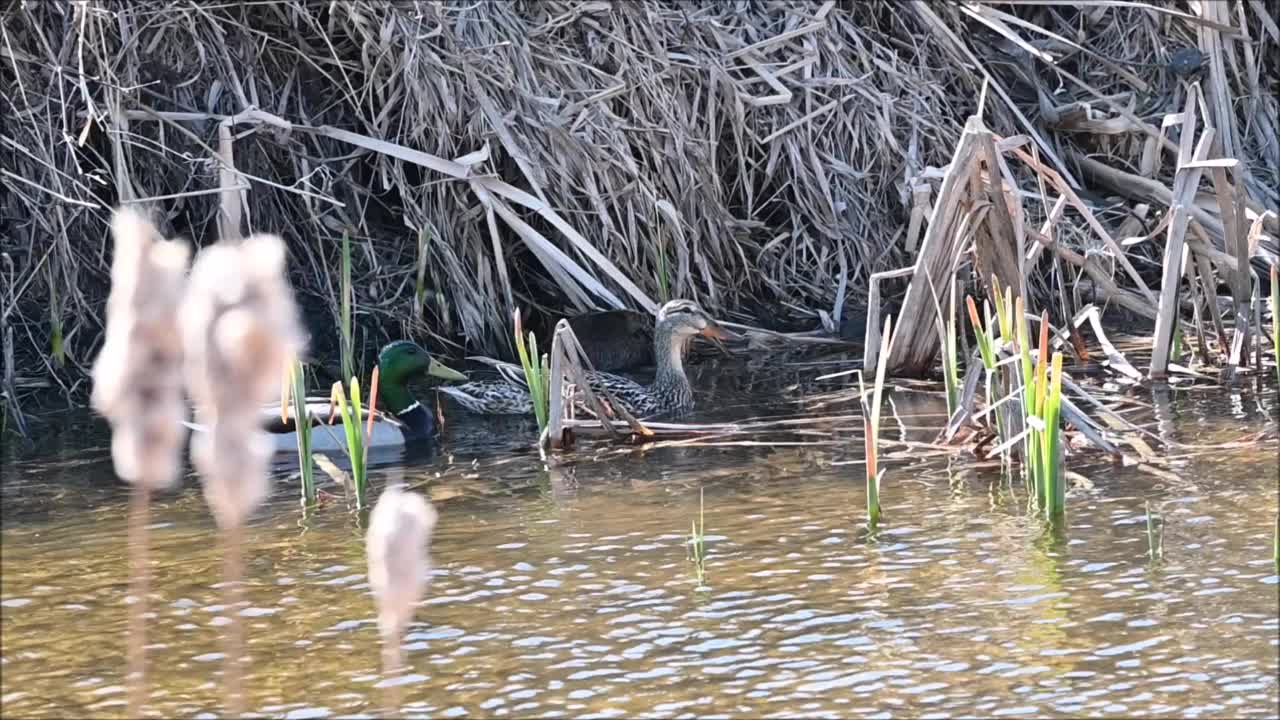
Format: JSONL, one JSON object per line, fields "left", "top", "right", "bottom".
{"left": 220, "top": 523, "right": 247, "bottom": 713}
{"left": 182, "top": 232, "right": 303, "bottom": 716}
{"left": 90, "top": 208, "right": 191, "bottom": 717}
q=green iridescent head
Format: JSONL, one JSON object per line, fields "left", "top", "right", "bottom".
{"left": 376, "top": 340, "right": 466, "bottom": 414}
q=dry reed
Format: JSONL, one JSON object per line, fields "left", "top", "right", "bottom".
{"left": 5, "top": 3, "right": 1275, "bottom": 397}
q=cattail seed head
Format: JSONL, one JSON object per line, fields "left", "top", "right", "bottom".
{"left": 366, "top": 488, "right": 438, "bottom": 641}
{"left": 90, "top": 208, "right": 191, "bottom": 490}
{"left": 182, "top": 233, "right": 303, "bottom": 529}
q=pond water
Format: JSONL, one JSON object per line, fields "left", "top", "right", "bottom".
{"left": 2, "top": 360, "right": 1278, "bottom": 719}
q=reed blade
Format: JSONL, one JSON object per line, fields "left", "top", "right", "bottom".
{"left": 350, "top": 377, "right": 366, "bottom": 507}
{"left": 340, "top": 230, "right": 354, "bottom": 383}
{"left": 514, "top": 308, "right": 550, "bottom": 433}
{"left": 291, "top": 360, "right": 315, "bottom": 506}
{"left": 864, "top": 315, "right": 893, "bottom": 529}
{"left": 1043, "top": 352, "right": 1066, "bottom": 518}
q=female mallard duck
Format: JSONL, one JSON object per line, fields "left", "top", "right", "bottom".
{"left": 184, "top": 340, "right": 467, "bottom": 453}
{"left": 439, "top": 300, "right": 729, "bottom": 418}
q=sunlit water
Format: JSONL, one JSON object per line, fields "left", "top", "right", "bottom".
{"left": 2, "top": 360, "right": 1278, "bottom": 718}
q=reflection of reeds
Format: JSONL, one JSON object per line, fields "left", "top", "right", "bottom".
{"left": 90, "top": 209, "right": 190, "bottom": 717}
{"left": 686, "top": 487, "right": 708, "bottom": 590}
{"left": 182, "top": 232, "right": 303, "bottom": 715}
{"left": 1145, "top": 502, "right": 1163, "bottom": 563}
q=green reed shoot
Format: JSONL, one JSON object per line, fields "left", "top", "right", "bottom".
{"left": 513, "top": 309, "right": 550, "bottom": 434}
{"left": 859, "top": 315, "right": 893, "bottom": 529}
{"left": 967, "top": 294, "right": 1012, "bottom": 458}
{"left": 1045, "top": 352, "right": 1066, "bottom": 515}
{"left": 966, "top": 295, "right": 998, "bottom": 370}
{"left": 988, "top": 278, "right": 1008, "bottom": 338}
{"left": 1026, "top": 345, "right": 1066, "bottom": 520}
{"left": 286, "top": 359, "right": 316, "bottom": 507}
{"left": 329, "top": 372, "right": 373, "bottom": 509}
{"left": 1145, "top": 501, "right": 1163, "bottom": 562}
{"left": 340, "top": 230, "right": 355, "bottom": 383}
{"left": 1023, "top": 312, "right": 1050, "bottom": 497}
{"left": 687, "top": 486, "right": 708, "bottom": 590}
{"left": 1014, "top": 296, "right": 1039, "bottom": 487}
{"left": 993, "top": 282, "right": 1018, "bottom": 443}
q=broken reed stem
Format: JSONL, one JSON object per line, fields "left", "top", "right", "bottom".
{"left": 126, "top": 484, "right": 151, "bottom": 717}
{"left": 221, "top": 523, "right": 246, "bottom": 717}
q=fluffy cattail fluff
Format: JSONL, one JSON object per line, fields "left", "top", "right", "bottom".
{"left": 90, "top": 208, "right": 191, "bottom": 489}
{"left": 181, "top": 233, "right": 303, "bottom": 529}
{"left": 366, "top": 487, "right": 438, "bottom": 641}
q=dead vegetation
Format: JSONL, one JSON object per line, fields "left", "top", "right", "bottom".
{"left": 1, "top": 1, "right": 1278, "bottom": 424}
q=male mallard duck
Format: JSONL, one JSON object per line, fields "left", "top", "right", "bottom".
{"left": 184, "top": 340, "right": 467, "bottom": 453}
{"left": 439, "top": 299, "right": 729, "bottom": 418}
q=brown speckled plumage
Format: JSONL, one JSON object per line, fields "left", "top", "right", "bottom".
{"left": 439, "top": 300, "right": 727, "bottom": 419}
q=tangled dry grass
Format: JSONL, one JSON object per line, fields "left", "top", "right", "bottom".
{"left": 2, "top": 1, "right": 1277, "bottom": 407}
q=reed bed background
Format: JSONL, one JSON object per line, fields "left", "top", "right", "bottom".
{"left": 2, "top": 1, "right": 1279, "bottom": 413}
